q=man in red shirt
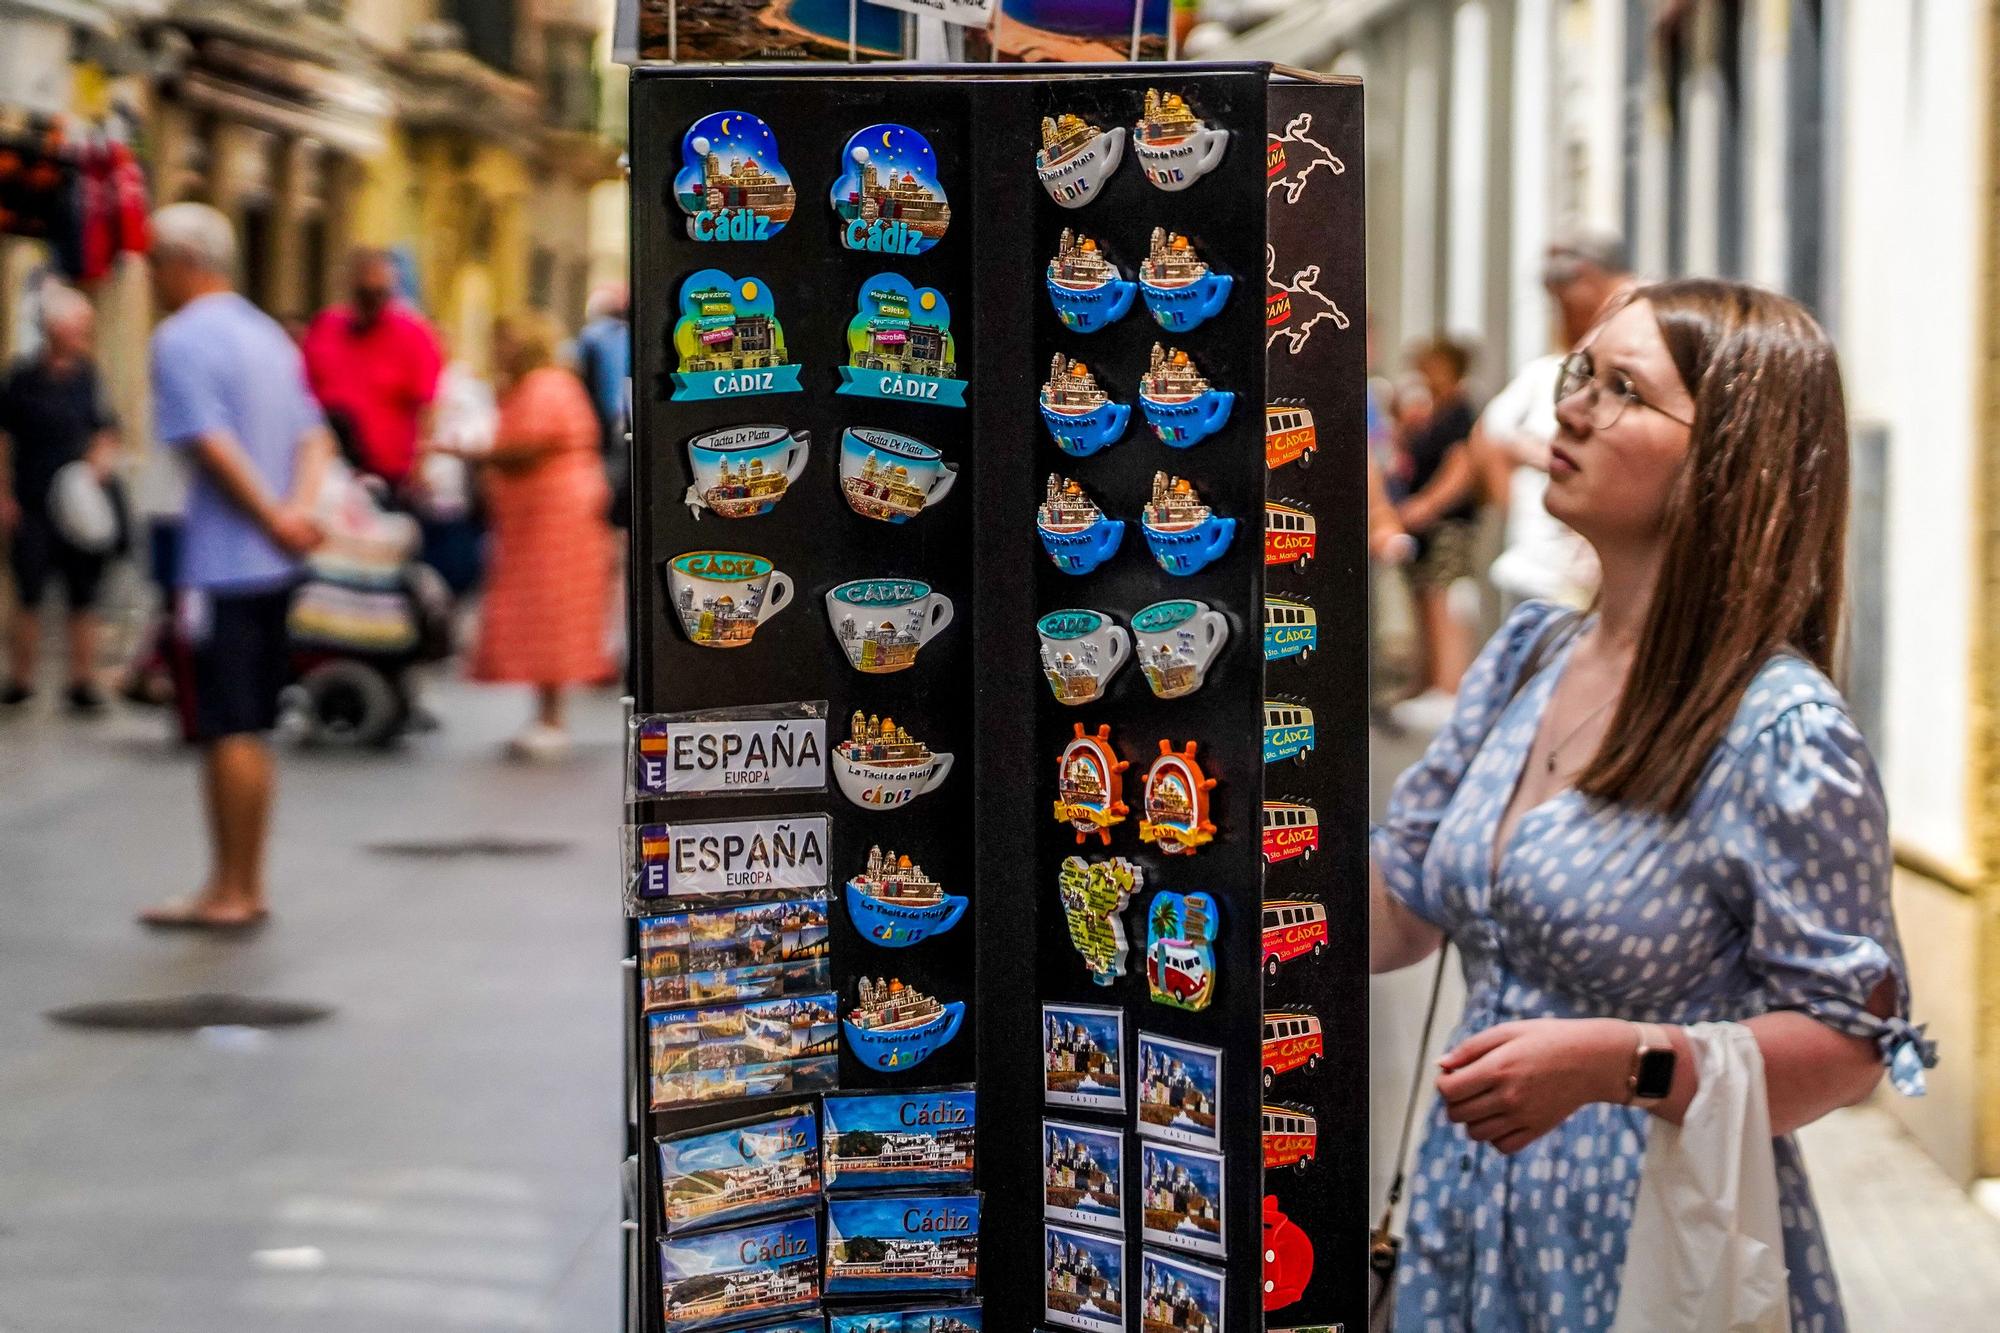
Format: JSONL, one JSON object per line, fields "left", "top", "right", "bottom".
{"left": 302, "top": 248, "right": 442, "bottom": 487}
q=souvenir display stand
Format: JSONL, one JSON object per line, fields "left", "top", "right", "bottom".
{"left": 625, "top": 63, "right": 1366, "bottom": 1333}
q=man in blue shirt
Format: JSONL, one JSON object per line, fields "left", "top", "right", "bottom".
{"left": 574, "top": 281, "right": 630, "bottom": 526}
{"left": 139, "top": 203, "right": 333, "bottom": 932}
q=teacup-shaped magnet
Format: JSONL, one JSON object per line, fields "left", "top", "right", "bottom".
{"left": 846, "top": 845, "right": 967, "bottom": 948}
{"left": 843, "top": 976, "right": 964, "bottom": 1071}
{"left": 1143, "top": 472, "right": 1236, "bottom": 577}
{"left": 673, "top": 110, "right": 796, "bottom": 242}
{"left": 1040, "top": 355, "right": 1130, "bottom": 458}
{"left": 831, "top": 124, "right": 951, "bottom": 256}
{"left": 1046, "top": 229, "right": 1136, "bottom": 333}
{"left": 835, "top": 711, "right": 955, "bottom": 810}
{"left": 670, "top": 270, "right": 803, "bottom": 401}
{"left": 839, "top": 427, "right": 957, "bottom": 524}
{"left": 1140, "top": 344, "right": 1235, "bottom": 448}
{"left": 1038, "top": 474, "right": 1125, "bottom": 576}
{"left": 1133, "top": 89, "right": 1230, "bottom": 191}
{"left": 1139, "top": 228, "right": 1234, "bottom": 333}
{"left": 1036, "top": 112, "right": 1125, "bottom": 208}
{"left": 839, "top": 273, "right": 967, "bottom": 407}
{"left": 683, "top": 424, "right": 810, "bottom": 519}
{"left": 825, "top": 578, "right": 954, "bottom": 674}
{"left": 664, "top": 551, "right": 794, "bottom": 649}
{"left": 1132, "top": 598, "right": 1230, "bottom": 700}
{"left": 1038, "top": 608, "right": 1130, "bottom": 706}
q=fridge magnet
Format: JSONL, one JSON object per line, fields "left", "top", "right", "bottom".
{"left": 1133, "top": 89, "right": 1230, "bottom": 192}
{"left": 1261, "top": 899, "right": 1327, "bottom": 983}
{"left": 1044, "top": 1119, "right": 1125, "bottom": 1232}
{"left": 1262, "top": 596, "right": 1317, "bottom": 665}
{"left": 1139, "top": 345, "right": 1236, "bottom": 448}
{"left": 684, "top": 425, "right": 810, "bottom": 520}
{"left": 630, "top": 701, "right": 827, "bottom": 800}
{"left": 1262, "top": 701, "right": 1315, "bottom": 767}
{"left": 673, "top": 110, "right": 796, "bottom": 243}
{"left": 1038, "top": 608, "right": 1131, "bottom": 707}
{"left": 640, "top": 900, "right": 832, "bottom": 1011}
{"left": 1054, "top": 722, "right": 1129, "bottom": 846}
{"left": 1261, "top": 1011, "right": 1324, "bottom": 1092}
{"left": 1139, "top": 740, "right": 1218, "bottom": 857}
{"left": 1044, "top": 1002, "right": 1125, "bottom": 1112}
{"left": 1138, "top": 229, "right": 1233, "bottom": 333}
{"left": 1264, "top": 400, "right": 1318, "bottom": 470}
{"left": 843, "top": 977, "right": 966, "bottom": 1072}
{"left": 826, "top": 1192, "right": 981, "bottom": 1294}
{"left": 1142, "top": 474, "right": 1236, "bottom": 577}
{"left": 1045, "top": 1224, "right": 1125, "bottom": 1332}
{"left": 1261, "top": 799, "right": 1321, "bottom": 865}
{"left": 1057, "top": 854, "right": 1142, "bottom": 987}
{"left": 1141, "top": 1250, "right": 1227, "bottom": 1333}
{"left": 1039, "top": 356, "right": 1131, "bottom": 457}
{"left": 823, "top": 1087, "right": 977, "bottom": 1192}
{"left": 1137, "top": 1032, "right": 1223, "bottom": 1152}
{"left": 664, "top": 550, "right": 795, "bottom": 650}
{"left": 1265, "top": 500, "right": 1317, "bottom": 571}
{"left": 1261, "top": 1102, "right": 1319, "bottom": 1172}
{"left": 1038, "top": 474, "right": 1125, "bottom": 575}
{"left": 831, "top": 1309, "right": 981, "bottom": 1333}
{"left": 1261, "top": 1195, "right": 1314, "bottom": 1312}
{"left": 648, "top": 994, "right": 840, "bottom": 1111}
{"left": 738, "top": 1321, "right": 827, "bottom": 1333}
{"left": 630, "top": 814, "right": 831, "bottom": 903}
{"left": 1131, "top": 600, "right": 1229, "bottom": 701}
{"left": 840, "top": 274, "right": 967, "bottom": 407}
{"left": 658, "top": 1211, "right": 820, "bottom": 1332}
{"left": 656, "top": 1104, "right": 820, "bottom": 1235}
{"left": 1140, "top": 1142, "right": 1226, "bottom": 1259}
{"left": 1145, "top": 891, "right": 1218, "bottom": 1013}
{"left": 846, "top": 845, "right": 968, "bottom": 948}
{"left": 1046, "top": 230, "right": 1136, "bottom": 332}
{"left": 840, "top": 427, "right": 958, "bottom": 523}
{"left": 831, "top": 124, "right": 953, "bottom": 256}
{"left": 1036, "top": 113, "right": 1126, "bottom": 209}
{"left": 834, "top": 711, "right": 955, "bottom": 811}
{"left": 826, "top": 578, "right": 955, "bottom": 675}
{"left": 670, "top": 270, "right": 803, "bottom": 401}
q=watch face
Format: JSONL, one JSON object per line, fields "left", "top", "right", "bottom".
{"left": 1636, "top": 1048, "right": 1676, "bottom": 1100}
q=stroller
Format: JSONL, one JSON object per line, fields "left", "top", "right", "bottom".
{"left": 285, "top": 465, "right": 454, "bottom": 746}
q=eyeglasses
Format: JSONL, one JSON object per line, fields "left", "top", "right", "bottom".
{"left": 1554, "top": 351, "right": 1692, "bottom": 430}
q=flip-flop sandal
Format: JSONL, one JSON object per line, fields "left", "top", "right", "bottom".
{"left": 139, "top": 900, "right": 270, "bottom": 932}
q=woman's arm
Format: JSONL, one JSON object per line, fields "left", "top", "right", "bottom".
{"left": 1397, "top": 443, "right": 1479, "bottom": 533}
{"left": 1370, "top": 855, "right": 1443, "bottom": 974}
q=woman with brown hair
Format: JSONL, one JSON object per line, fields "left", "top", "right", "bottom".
{"left": 1369, "top": 279, "right": 1934, "bottom": 1330}
{"left": 450, "top": 314, "right": 612, "bottom": 759}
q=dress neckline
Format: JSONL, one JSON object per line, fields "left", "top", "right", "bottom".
{"left": 1486, "top": 621, "right": 1591, "bottom": 887}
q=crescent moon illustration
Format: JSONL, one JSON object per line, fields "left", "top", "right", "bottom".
{"left": 881, "top": 129, "right": 894, "bottom": 149}
{"left": 720, "top": 115, "right": 735, "bottom": 136}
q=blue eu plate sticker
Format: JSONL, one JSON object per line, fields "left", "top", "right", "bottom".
{"left": 831, "top": 124, "right": 951, "bottom": 256}
{"left": 1038, "top": 474, "right": 1125, "bottom": 576}
{"left": 1046, "top": 229, "right": 1135, "bottom": 333}
{"left": 670, "top": 270, "right": 803, "bottom": 401}
{"left": 672, "top": 111, "right": 796, "bottom": 242}
{"left": 1142, "top": 472, "right": 1235, "bottom": 576}
{"left": 839, "top": 273, "right": 967, "bottom": 408}
{"left": 1039, "top": 355, "right": 1130, "bottom": 458}
{"left": 1139, "top": 343, "right": 1235, "bottom": 447}
{"left": 1138, "top": 228, "right": 1233, "bottom": 332}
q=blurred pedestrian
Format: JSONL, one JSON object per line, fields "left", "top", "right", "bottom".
{"left": 449, "top": 314, "right": 611, "bottom": 761}
{"left": 138, "top": 203, "right": 334, "bottom": 932}
{"left": 1391, "top": 338, "right": 1482, "bottom": 730}
{"left": 415, "top": 343, "right": 494, "bottom": 599}
{"left": 0, "top": 284, "right": 122, "bottom": 711}
{"left": 574, "top": 281, "right": 631, "bottom": 526}
{"left": 302, "top": 247, "right": 442, "bottom": 491}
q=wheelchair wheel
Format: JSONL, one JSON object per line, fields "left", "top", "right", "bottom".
{"left": 295, "top": 659, "right": 404, "bottom": 748}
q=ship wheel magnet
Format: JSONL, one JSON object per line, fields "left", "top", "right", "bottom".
{"left": 1140, "top": 739, "right": 1218, "bottom": 857}
{"left": 1058, "top": 854, "right": 1143, "bottom": 986}
{"left": 1055, "top": 722, "right": 1130, "bottom": 846}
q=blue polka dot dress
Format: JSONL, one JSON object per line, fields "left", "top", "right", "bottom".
{"left": 1372, "top": 601, "right": 1937, "bottom": 1333}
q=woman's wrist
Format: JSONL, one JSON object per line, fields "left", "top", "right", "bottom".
{"left": 1585, "top": 1018, "right": 1642, "bottom": 1105}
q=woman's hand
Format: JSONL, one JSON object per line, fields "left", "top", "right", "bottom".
{"left": 1435, "top": 1017, "right": 1634, "bottom": 1154}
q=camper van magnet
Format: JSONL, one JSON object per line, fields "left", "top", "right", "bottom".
{"left": 1139, "top": 740, "right": 1218, "bottom": 857}
{"left": 1044, "top": 1002, "right": 1124, "bottom": 1112}
{"left": 1044, "top": 1119, "right": 1125, "bottom": 1233}
{"left": 1133, "top": 89, "right": 1230, "bottom": 191}
{"left": 684, "top": 425, "right": 810, "bottom": 520}
{"left": 1265, "top": 499, "right": 1317, "bottom": 571}
{"left": 1046, "top": 230, "right": 1135, "bottom": 332}
{"left": 1054, "top": 723, "right": 1129, "bottom": 845}
{"left": 1040, "top": 356, "right": 1130, "bottom": 457}
{"left": 1142, "top": 473, "right": 1235, "bottom": 577}
{"left": 846, "top": 845, "right": 967, "bottom": 948}
{"left": 825, "top": 1193, "right": 981, "bottom": 1294}
{"left": 670, "top": 270, "right": 803, "bottom": 401}
{"left": 1141, "top": 1143, "right": 1226, "bottom": 1259}
{"left": 658, "top": 1212, "right": 820, "bottom": 1333}
{"left": 843, "top": 977, "right": 965, "bottom": 1072}
{"left": 1139, "top": 344, "right": 1235, "bottom": 448}
{"left": 822, "top": 1088, "right": 977, "bottom": 1192}
{"left": 1145, "top": 891, "right": 1218, "bottom": 1013}
{"left": 1044, "top": 1224, "right": 1125, "bottom": 1332}
{"left": 1036, "top": 113, "right": 1125, "bottom": 208}
{"left": 1038, "top": 475, "right": 1125, "bottom": 575}
{"left": 835, "top": 712, "right": 954, "bottom": 811}
{"left": 656, "top": 1104, "right": 820, "bottom": 1236}
{"left": 1057, "top": 855, "right": 1142, "bottom": 986}
{"left": 831, "top": 124, "right": 952, "bottom": 256}
{"left": 1137, "top": 1031, "right": 1223, "bottom": 1152}
{"left": 673, "top": 111, "right": 796, "bottom": 242}
{"left": 1138, "top": 229, "right": 1233, "bottom": 333}
{"left": 840, "top": 275, "right": 967, "bottom": 407}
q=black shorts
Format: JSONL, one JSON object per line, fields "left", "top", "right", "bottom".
{"left": 10, "top": 508, "right": 107, "bottom": 611}
{"left": 174, "top": 586, "right": 294, "bottom": 743}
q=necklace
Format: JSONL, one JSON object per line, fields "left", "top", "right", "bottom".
{"left": 1545, "top": 695, "right": 1618, "bottom": 775}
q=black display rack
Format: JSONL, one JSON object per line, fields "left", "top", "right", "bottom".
{"left": 623, "top": 62, "right": 1366, "bottom": 1333}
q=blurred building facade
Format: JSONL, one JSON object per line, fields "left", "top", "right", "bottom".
{"left": 1224, "top": 0, "right": 2000, "bottom": 1190}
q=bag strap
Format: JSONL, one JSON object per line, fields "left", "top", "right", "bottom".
{"left": 1372, "top": 606, "right": 1584, "bottom": 1250}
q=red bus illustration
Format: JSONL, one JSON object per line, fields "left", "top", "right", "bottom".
{"left": 1261, "top": 899, "right": 1328, "bottom": 978}
{"left": 1262, "top": 1104, "right": 1319, "bottom": 1171}
{"left": 1261, "top": 800, "right": 1319, "bottom": 865}
{"left": 1264, "top": 402, "right": 1317, "bottom": 471}
{"left": 1264, "top": 502, "right": 1317, "bottom": 572}
{"left": 1262, "top": 1011, "right": 1323, "bottom": 1090}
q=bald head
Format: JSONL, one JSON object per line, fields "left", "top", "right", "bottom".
{"left": 38, "top": 285, "right": 94, "bottom": 363}
{"left": 1543, "top": 230, "right": 1633, "bottom": 346}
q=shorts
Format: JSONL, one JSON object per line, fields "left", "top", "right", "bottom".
{"left": 1407, "top": 518, "right": 1477, "bottom": 591}
{"left": 173, "top": 586, "right": 295, "bottom": 743}
{"left": 9, "top": 508, "right": 107, "bottom": 611}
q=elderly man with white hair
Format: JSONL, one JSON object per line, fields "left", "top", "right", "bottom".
{"left": 139, "top": 201, "right": 334, "bottom": 932}
{"left": 0, "top": 282, "right": 122, "bottom": 711}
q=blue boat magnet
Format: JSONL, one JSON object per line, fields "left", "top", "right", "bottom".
{"left": 1140, "top": 344, "right": 1235, "bottom": 447}
{"left": 839, "top": 273, "right": 967, "bottom": 407}
{"left": 843, "top": 976, "right": 965, "bottom": 1071}
{"left": 1038, "top": 474, "right": 1125, "bottom": 576}
{"left": 831, "top": 124, "right": 951, "bottom": 256}
{"left": 670, "top": 270, "right": 803, "bottom": 401}
{"left": 1143, "top": 473, "right": 1235, "bottom": 576}
{"left": 846, "top": 845, "right": 968, "bottom": 948}
{"left": 1040, "top": 355, "right": 1130, "bottom": 457}
{"left": 672, "top": 111, "right": 796, "bottom": 242}
{"left": 1046, "top": 229, "right": 1135, "bottom": 332}
{"left": 1139, "top": 228, "right": 1234, "bottom": 332}
{"left": 1036, "top": 113, "right": 1125, "bottom": 208}
{"left": 1133, "top": 89, "right": 1230, "bottom": 191}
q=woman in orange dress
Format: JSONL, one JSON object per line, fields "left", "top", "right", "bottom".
{"left": 458, "top": 314, "right": 612, "bottom": 759}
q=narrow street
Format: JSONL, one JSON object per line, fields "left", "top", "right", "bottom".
{"left": 0, "top": 682, "right": 624, "bottom": 1333}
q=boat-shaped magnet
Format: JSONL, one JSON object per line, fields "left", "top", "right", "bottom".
{"left": 842, "top": 976, "right": 965, "bottom": 1072}
{"left": 845, "top": 845, "right": 967, "bottom": 948}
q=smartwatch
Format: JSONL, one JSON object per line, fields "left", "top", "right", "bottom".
{"left": 1629, "top": 1023, "right": 1677, "bottom": 1102}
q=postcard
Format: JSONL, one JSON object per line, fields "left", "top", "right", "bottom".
{"left": 1044, "top": 1223, "right": 1124, "bottom": 1332}
{"left": 657, "top": 1105, "right": 820, "bottom": 1235}
{"left": 640, "top": 900, "right": 831, "bottom": 1012}
{"left": 823, "top": 1088, "right": 977, "bottom": 1192}
{"left": 825, "top": 1192, "right": 981, "bottom": 1294}
{"left": 648, "top": 993, "right": 841, "bottom": 1111}
{"left": 1136, "top": 1031, "right": 1222, "bottom": 1151}
{"left": 1139, "top": 1249, "right": 1225, "bottom": 1333}
{"left": 828, "top": 1306, "right": 981, "bottom": 1333}
{"left": 658, "top": 1212, "right": 820, "bottom": 1333}
{"left": 1044, "top": 1003, "right": 1124, "bottom": 1112}
{"left": 1043, "top": 1119, "right": 1123, "bottom": 1232}
{"left": 1138, "top": 1142, "right": 1225, "bottom": 1258}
